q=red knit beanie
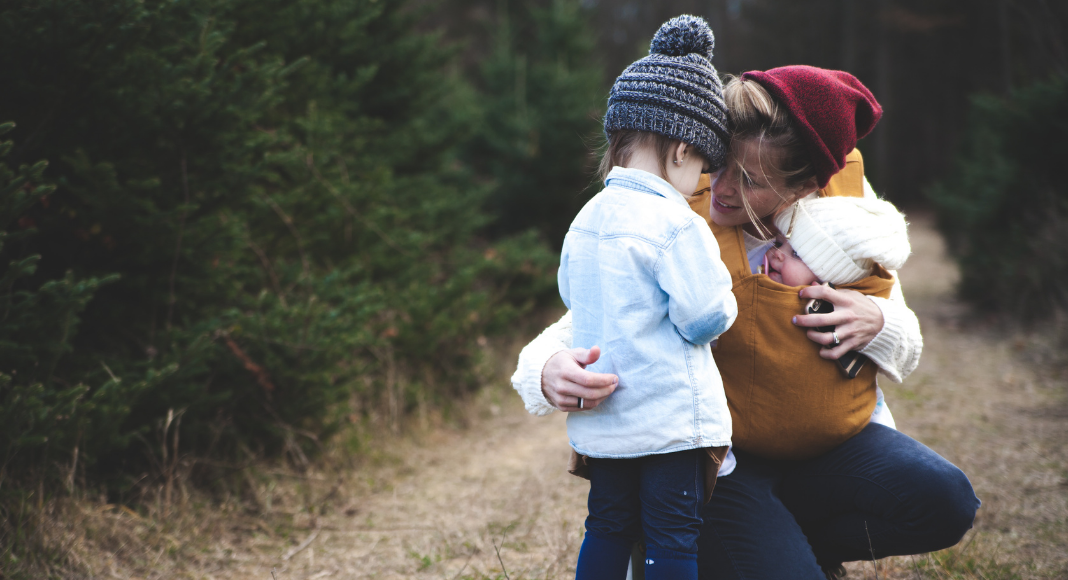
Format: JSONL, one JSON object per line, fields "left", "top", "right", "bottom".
{"left": 741, "top": 66, "right": 882, "bottom": 188}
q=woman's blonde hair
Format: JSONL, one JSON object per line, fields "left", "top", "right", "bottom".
{"left": 723, "top": 75, "right": 817, "bottom": 235}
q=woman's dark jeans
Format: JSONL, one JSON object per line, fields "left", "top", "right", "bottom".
{"left": 697, "top": 423, "right": 980, "bottom": 579}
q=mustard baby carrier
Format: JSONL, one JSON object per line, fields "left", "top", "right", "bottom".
{"left": 687, "top": 150, "right": 894, "bottom": 460}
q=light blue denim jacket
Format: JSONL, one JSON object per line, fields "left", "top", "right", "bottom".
{"left": 559, "top": 167, "right": 737, "bottom": 458}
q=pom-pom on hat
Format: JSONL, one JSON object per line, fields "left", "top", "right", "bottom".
{"left": 604, "top": 15, "right": 729, "bottom": 168}
{"left": 741, "top": 66, "right": 882, "bottom": 188}
{"left": 773, "top": 196, "right": 910, "bottom": 285}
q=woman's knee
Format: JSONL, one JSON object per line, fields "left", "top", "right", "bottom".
{"left": 913, "top": 462, "right": 980, "bottom": 548}
{"left": 866, "top": 427, "right": 980, "bottom": 547}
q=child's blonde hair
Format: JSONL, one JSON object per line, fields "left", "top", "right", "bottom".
{"left": 597, "top": 130, "right": 680, "bottom": 182}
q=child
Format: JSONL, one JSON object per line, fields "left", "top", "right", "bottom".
{"left": 557, "top": 15, "right": 737, "bottom": 580}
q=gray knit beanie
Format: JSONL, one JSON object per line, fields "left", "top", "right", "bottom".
{"left": 604, "top": 15, "right": 729, "bottom": 168}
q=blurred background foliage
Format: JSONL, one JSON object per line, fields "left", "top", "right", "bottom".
{"left": 0, "top": 0, "right": 1065, "bottom": 538}
{"left": 926, "top": 76, "right": 1068, "bottom": 322}
{"left": 0, "top": 0, "right": 574, "bottom": 507}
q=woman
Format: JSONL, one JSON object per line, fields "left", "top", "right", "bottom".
{"left": 512, "top": 65, "right": 979, "bottom": 579}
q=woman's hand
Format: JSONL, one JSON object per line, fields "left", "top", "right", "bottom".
{"left": 794, "top": 284, "right": 884, "bottom": 360}
{"left": 542, "top": 345, "right": 619, "bottom": 412}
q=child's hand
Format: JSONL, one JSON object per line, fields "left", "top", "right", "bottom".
{"left": 793, "top": 284, "right": 885, "bottom": 359}
{"left": 541, "top": 346, "right": 619, "bottom": 412}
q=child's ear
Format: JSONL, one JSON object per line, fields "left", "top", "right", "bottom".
{"left": 673, "top": 141, "right": 690, "bottom": 165}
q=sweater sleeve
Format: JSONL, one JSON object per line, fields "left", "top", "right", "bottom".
{"left": 510, "top": 310, "right": 575, "bottom": 416}
{"left": 859, "top": 273, "right": 923, "bottom": 383}
{"left": 857, "top": 176, "right": 923, "bottom": 382}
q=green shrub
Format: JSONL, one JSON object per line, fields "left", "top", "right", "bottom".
{"left": 465, "top": 0, "right": 606, "bottom": 246}
{"left": 1, "top": 125, "right": 123, "bottom": 489}
{"left": 0, "top": 0, "right": 561, "bottom": 498}
{"left": 926, "top": 76, "right": 1068, "bottom": 321}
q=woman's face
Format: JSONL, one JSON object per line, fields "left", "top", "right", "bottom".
{"left": 709, "top": 138, "right": 809, "bottom": 229}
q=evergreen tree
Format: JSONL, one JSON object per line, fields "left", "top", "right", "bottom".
{"left": 465, "top": 0, "right": 606, "bottom": 247}
{"left": 0, "top": 122, "right": 124, "bottom": 487}
{"left": 926, "top": 76, "right": 1068, "bottom": 321}
{"left": 0, "top": 0, "right": 557, "bottom": 494}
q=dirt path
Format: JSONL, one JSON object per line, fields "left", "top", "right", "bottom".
{"left": 207, "top": 377, "right": 586, "bottom": 579}
{"left": 186, "top": 215, "right": 1066, "bottom": 580}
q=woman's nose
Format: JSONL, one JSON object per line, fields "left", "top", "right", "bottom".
{"left": 711, "top": 167, "right": 732, "bottom": 195}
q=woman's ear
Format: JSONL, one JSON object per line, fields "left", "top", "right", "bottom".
{"left": 787, "top": 176, "right": 820, "bottom": 204}
{"left": 781, "top": 177, "right": 820, "bottom": 206}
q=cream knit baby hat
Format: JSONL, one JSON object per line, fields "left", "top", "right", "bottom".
{"left": 773, "top": 196, "right": 910, "bottom": 284}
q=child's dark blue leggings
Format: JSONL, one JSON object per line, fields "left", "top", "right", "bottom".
{"left": 575, "top": 448, "right": 704, "bottom": 580}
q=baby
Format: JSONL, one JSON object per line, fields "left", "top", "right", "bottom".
{"left": 767, "top": 194, "right": 910, "bottom": 378}
{"left": 767, "top": 195, "right": 910, "bottom": 289}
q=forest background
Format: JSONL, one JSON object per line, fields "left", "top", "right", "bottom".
{"left": 1, "top": 0, "right": 1065, "bottom": 576}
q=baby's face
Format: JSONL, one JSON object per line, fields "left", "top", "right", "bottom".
{"left": 766, "top": 235, "right": 820, "bottom": 287}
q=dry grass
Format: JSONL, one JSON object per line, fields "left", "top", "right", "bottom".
{"left": 3, "top": 325, "right": 588, "bottom": 580}
{"left": 5, "top": 214, "right": 1066, "bottom": 579}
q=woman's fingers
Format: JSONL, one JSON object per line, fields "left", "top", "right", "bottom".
{"left": 551, "top": 379, "right": 616, "bottom": 411}
{"left": 541, "top": 347, "right": 619, "bottom": 412}
{"left": 807, "top": 328, "right": 860, "bottom": 360}
{"left": 573, "top": 345, "right": 601, "bottom": 368}
{"left": 794, "top": 285, "right": 854, "bottom": 329}
{"left": 794, "top": 286, "right": 884, "bottom": 352}
{"left": 561, "top": 350, "right": 617, "bottom": 389}
{"left": 559, "top": 359, "right": 618, "bottom": 409}
{"left": 794, "top": 310, "right": 849, "bottom": 329}
{"left": 797, "top": 282, "right": 844, "bottom": 303}
{"left": 554, "top": 380, "right": 611, "bottom": 411}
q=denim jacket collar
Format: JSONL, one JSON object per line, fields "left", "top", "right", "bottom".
{"left": 604, "top": 166, "right": 690, "bottom": 210}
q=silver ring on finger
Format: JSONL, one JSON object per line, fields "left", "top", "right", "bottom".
{"left": 578, "top": 397, "right": 584, "bottom": 409}
{"left": 831, "top": 330, "right": 841, "bottom": 347}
